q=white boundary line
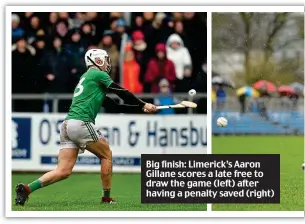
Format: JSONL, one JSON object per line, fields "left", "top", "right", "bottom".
{"left": 206, "top": 11, "right": 212, "bottom": 213}
{"left": 5, "top": 4, "right": 305, "bottom": 219}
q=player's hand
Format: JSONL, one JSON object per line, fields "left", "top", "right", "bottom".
{"left": 46, "top": 74, "right": 55, "bottom": 81}
{"left": 143, "top": 108, "right": 155, "bottom": 113}
{"left": 143, "top": 103, "right": 157, "bottom": 113}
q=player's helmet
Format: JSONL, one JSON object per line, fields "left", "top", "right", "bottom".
{"left": 84, "top": 49, "right": 111, "bottom": 73}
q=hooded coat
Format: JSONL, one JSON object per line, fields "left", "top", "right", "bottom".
{"left": 144, "top": 43, "right": 176, "bottom": 93}
{"left": 166, "top": 34, "right": 192, "bottom": 80}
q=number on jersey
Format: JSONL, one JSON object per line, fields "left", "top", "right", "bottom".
{"left": 74, "top": 77, "right": 85, "bottom": 97}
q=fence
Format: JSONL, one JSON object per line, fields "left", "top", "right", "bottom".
{"left": 212, "top": 96, "right": 304, "bottom": 135}
{"left": 12, "top": 93, "right": 207, "bottom": 114}
{"left": 212, "top": 96, "right": 304, "bottom": 112}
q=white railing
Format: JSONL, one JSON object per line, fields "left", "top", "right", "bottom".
{"left": 12, "top": 93, "right": 207, "bottom": 113}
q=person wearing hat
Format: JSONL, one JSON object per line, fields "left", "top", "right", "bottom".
{"left": 131, "top": 30, "right": 150, "bottom": 89}
{"left": 144, "top": 43, "right": 176, "bottom": 93}
{"left": 12, "top": 14, "right": 25, "bottom": 43}
{"left": 114, "top": 18, "right": 128, "bottom": 50}
{"left": 122, "top": 44, "right": 142, "bottom": 94}
{"left": 166, "top": 33, "right": 192, "bottom": 80}
{"left": 154, "top": 78, "right": 177, "bottom": 115}
{"left": 12, "top": 37, "right": 36, "bottom": 96}
{"left": 116, "top": 18, "right": 126, "bottom": 34}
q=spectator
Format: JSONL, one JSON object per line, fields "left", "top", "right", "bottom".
{"left": 47, "top": 12, "right": 58, "bottom": 35}
{"left": 11, "top": 12, "right": 208, "bottom": 113}
{"left": 216, "top": 86, "right": 226, "bottom": 109}
{"left": 33, "top": 36, "right": 48, "bottom": 93}
{"left": 173, "top": 21, "right": 190, "bottom": 47}
{"left": 12, "top": 37, "right": 36, "bottom": 93}
{"left": 70, "top": 12, "right": 86, "bottom": 29}
{"left": 143, "top": 12, "right": 154, "bottom": 22}
{"left": 12, "top": 14, "right": 24, "bottom": 43}
{"left": 182, "top": 12, "right": 207, "bottom": 75}
{"left": 144, "top": 43, "right": 176, "bottom": 93}
{"left": 132, "top": 15, "right": 144, "bottom": 32}
{"left": 131, "top": 30, "right": 150, "bottom": 87}
{"left": 33, "top": 35, "right": 47, "bottom": 60}
{"left": 66, "top": 29, "right": 88, "bottom": 54}
{"left": 110, "top": 12, "right": 123, "bottom": 19}
{"left": 41, "top": 37, "right": 75, "bottom": 93}
{"left": 116, "top": 19, "right": 126, "bottom": 35}
{"left": 26, "top": 16, "right": 42, "bottom": 44}
{"left": 55, "top": 19, "right": 69, "bottom": 43}
{"left": 174, "top": 21, "right": 184, "bottom": 34}
{"left": 122, "top": 44, "right": 142, "bottom": 93}
{"left": 21, "top": 12, "right": 35, "bottom": 32}
{"left": 289, "top": 94, "right": 299, "bottom": 109}
{"left": 144, "top": 12, "right": 172, "bottom": 58}
{"left": 65, "top": 29, "right": 87, "bottom": 80}
{"left": 114, "top": 18, "right": 127, "bottom": 49}
{"left": 24, "top": 12, "right": 34, "bottom": 19}
{"left": 98, "top": 30, "right": 119, "bottom": 81}
{"left": 80, "top": 22, "right": 96, "bottom": 45}
{"left": 239, "top": 94, "right": 246, "bottom": 113}
{"left": 58, "top": 12, "right": 73, "bottom": 29}
{"left": 166, "top": 33, "right": 192, "bottom": 80}
{"left": 154, "top": 78, "right": 176, "bottom": 115}
{"left": 85, "top": 12, "right": 99, "bottom": 22}
{"left": 172, "top": 12, "right": 183, "bottom": 21}
{"left": 109, "top": 18, "right": 118, "bottom": 32}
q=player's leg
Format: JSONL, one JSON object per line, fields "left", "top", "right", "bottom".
{"left": 82, "top": 122, "right": 115, "bottom": 203}
{"left": 15, "top": 148, "right": 78, "bottom": 206}
{"left": 86, "top": 138, "right": 113, "bottom": 201}
{"left": 15, "top": 121, "right": 79, "bottom": 206}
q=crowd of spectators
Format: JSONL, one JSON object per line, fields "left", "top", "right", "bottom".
{"left": 12, "top": 12, "right": 207, "bottom": 113}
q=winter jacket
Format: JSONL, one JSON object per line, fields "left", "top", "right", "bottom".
{"left": 144, "top": 43, "right": 176, "bottom": 93}
{"left": 166, "top": 34, "right": 192, "bottom": 80}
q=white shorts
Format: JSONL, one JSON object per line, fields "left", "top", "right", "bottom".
{"left": 60, "top": 119, "right": 105, "bottom": 154}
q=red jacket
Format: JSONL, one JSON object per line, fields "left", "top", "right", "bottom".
{"left": 144, "top": 43, "right": 177, "bottom": 93}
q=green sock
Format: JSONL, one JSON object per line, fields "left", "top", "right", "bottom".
{"left": 103, "top": 189, "right": 111, "bottom": 198}
{"left": 28, "top": 179, "right": 43, "bottom": 193}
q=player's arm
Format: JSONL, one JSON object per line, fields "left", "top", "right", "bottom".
{"left": 107, "top": 82, "right": 146, "bottom": 108}
{"left": 102, "top": 96, "right": 144, "bottom": 113}
{"left": 95, "top": 70, "right": 156, "bottom": 112}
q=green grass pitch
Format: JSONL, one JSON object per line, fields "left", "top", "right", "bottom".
{"left": 11, "top": 136, "right": 304, "bottom": 211}
{"left": 212, "top": 136, "right": 304, "bottom": 211}
{"left": 12, "top": 173, "right": 207, "bottom": 211}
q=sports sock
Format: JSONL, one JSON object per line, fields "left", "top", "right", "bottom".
{"left": 28, "top": 179, "right": 43, "bottom": 193}
{"left": 103, "top": 189, "right": 111, "bottom": 198}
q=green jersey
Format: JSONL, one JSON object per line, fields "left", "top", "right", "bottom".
{"left": 66, "top": 68, "right": 113, "bottom": 123}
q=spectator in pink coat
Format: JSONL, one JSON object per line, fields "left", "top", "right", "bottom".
{"left": 144, "top": 43, "right": 177, "bottom": 93}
